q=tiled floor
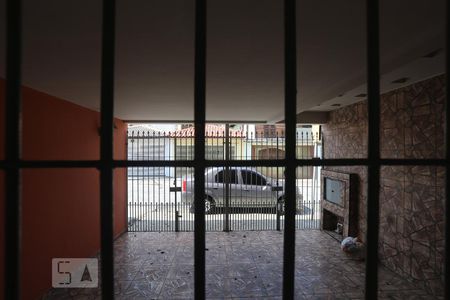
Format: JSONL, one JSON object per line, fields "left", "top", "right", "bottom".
{"left": 44, "top": 230, "right": 433, "bottom": 299}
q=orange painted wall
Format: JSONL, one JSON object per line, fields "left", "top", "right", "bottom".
{"left": 0, "top": 79, "right": 127, "bottom": 299}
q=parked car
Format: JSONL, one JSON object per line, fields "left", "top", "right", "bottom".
{"left": 181, "top": 167, "right": 307, "bottom": 214}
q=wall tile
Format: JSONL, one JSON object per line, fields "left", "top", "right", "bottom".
{"left": 322, "top": 74, "right": 445, "bottom": 296}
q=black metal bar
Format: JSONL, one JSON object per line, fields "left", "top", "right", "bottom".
{"left": 123, "top": 119, "right": 267, "bottom": 124}
{"left": 194, "top": 0, "right": 207, "bottom": 298}
{"left": 224, "top": 124, "right": 230, "bottom": 232}
{"left": 283, "top": 0, "right": 297, "bottom": 298}
{"left": 125, "top": 134, "right": 129, "bottom": 233}
{"left": 365, "top": 0, "right": 381, "bottom": 299}
{"left": 99, "top": 0, "right": 116, "bottom": 298}
{"left": 0, "top": 158, "right": 447, "bottom": 169}
{"left": 4, "top": 0, "right": 22, "bottom": 298}
{"left": 445, "top": 0, "right": 450, "bottom": 298}
{"left": 174, "top": 136, "right": 180, "bottom": 232}
{"left": 276, "top": 133, "right": 281, "bottom": 231}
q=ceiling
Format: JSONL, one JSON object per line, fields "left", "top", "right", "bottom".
{"left": 0, "top": 0, "right": 446, "bottom": 122}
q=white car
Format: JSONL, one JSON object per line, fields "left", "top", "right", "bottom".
{"left": 181, "top": 167, "right": 305, "bottom": 214}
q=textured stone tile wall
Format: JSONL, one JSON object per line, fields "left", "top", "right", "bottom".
{"left": 322, "top": 100, "right": 369, "bottom": 243}
{"left": 322, "top": 74, "right": 445, "bottom": 297}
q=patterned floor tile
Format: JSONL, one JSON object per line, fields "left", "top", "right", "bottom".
{"left": 123, "top": 279, "right": 163, "bottom": 299}
{"left": 43, "top": 230, "right": 435, "bottom": 299}
{"left": 226, "top": 277, "right": 268, "bottom": 298}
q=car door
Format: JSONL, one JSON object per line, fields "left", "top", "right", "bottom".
{"left": 210, "top": 168, "right": 240, "bottom": 208}
{"left": 240, "top": 169, "right": 273, "bottom": 208}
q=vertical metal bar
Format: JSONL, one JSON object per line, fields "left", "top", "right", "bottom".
{"left": 224, "top": 124, "right": 230, "bottom": 232}
{"left": 365, "top": 0, "right": 380, "bottom": 299}
{"left": 157, "top": 133, "right": 161, "bottom": 232}
{"left": 283, "top": 0, "right": 297, "bottom": 298}
{"left": 175, "top": 137, "right": 180, "bottom": 232}
{"left": 133, "top": 133, "right": 137, "bottom": 232}
{"left": 140, "top": 133, "right": 143, "bottom": 232}
{"left": 151, "top": 133, "right": 155, "bottom": 231}
{"left": 445, "top": 0, "right": 450, "bottom": 298}
{"left": 5, "top": 0, "right": 22, "bottom": 298}
{"left": 147, "top": 133, "right": 149, "bottom": 231}
{"left": 131, "top": 133, "right": 134, "bottom": 231}
{"left": 125, "top": 133, "right": 129, "bottom": 232}
{"left": 153, "top": 153, "right": 156, "bottom": 232}
{"left": 99, "top": 0, "right": 116, "bottom": 298}
{"left": 276, "top": 133, "right": 280, "bottom": 231}
{"left": 137, "top": 133, "right": 140, "bottom": 231}
{"left": 305, "top": 132, "right": 308, "bottom": 229}
{"left": 188, "top": 136, "right": 191, "bottom": 231}
{"left": 147, "top": 133, "right": 150, "bottom": 231}
{"left": 194, "top": 0, "right": 207, "bottom": 298}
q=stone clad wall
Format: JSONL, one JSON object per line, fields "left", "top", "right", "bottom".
{"left": 322, "top": 74, "right": 445, "bottom": 296}
{"left": 322, "top": 101, "right": 368, "bottom": 242}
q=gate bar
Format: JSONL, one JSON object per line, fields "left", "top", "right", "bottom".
{"left": 5, "top": 158, "right": 449, "bottom": 169}
{"left": 445, "top": 0, "right": 450, "bottom": 298}
{"left": 99, "top": 0, "right": 116, "bottom": 298}
{"left": 224, "top": 124, "right": 230, "bottom": 232}
{"left": 194, "top": 0, "right": 207, "bottom": 298}
{"left": 365, "top": 0, "right": 381, "bottom": 298}
{"left": 283, "top": 0, "right": 297, "bottom": 298}
{"left": 5, "top": 0, "right": 22, "bottom": 299}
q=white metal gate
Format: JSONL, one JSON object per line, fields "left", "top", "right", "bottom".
{"left": 127, "top": 125, "right": 322, "bottom": 232}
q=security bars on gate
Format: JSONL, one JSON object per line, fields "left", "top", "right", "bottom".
{"left": 446, "top": 2, "right": 450, "bottom": 299}
{"left": 99, "top": 0, "right": 116, "bottom": 298}
{"left": 365, "top": 0, "right": 381, "bottom": 297}
{"left": 283, "top": 1, "right": 297, "bottom": 297}
{"left": 126, "top": 129, "right": 322, "bottom": 232}
{"left": 5, "top": 0, "right": 21, "bottom": 299}
{"left": 3, "top": 0, "right": 450, "bottom": 300}
{"left": 193, "top": 1, "right": 207, "bottom": 297}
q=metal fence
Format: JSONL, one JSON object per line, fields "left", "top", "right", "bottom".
{"left": 127, "top": 127, "right": 322, "bottom": 232}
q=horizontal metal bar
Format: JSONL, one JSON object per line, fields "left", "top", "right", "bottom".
{"left": 118, "top": 160, "right": 194, "bottom": 167}
{"left": 118, "top": 158, "right": 450, "bottom": 166}
{"left": 124, "top": 120, "right": 268, "bottom": 124}
{"left": 125, "top": 120, "right": 195, "bottom": 124}
{"left": 0, "top": 158, "right": 446, "bottom": 169}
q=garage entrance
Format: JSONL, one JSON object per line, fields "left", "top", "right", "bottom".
{"left": 127, "top": 123, "right": 322, "bottom": 232}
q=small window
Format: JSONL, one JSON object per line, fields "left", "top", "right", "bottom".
{"left": 215, "top": 169, "right": 238, "bottom": 184}
{"left": 241, "top": 170, "right": 266, "bottom": 186}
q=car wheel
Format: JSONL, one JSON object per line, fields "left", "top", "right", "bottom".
{"left": 190, "top": 196, "right": 216, "bottom": 214}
